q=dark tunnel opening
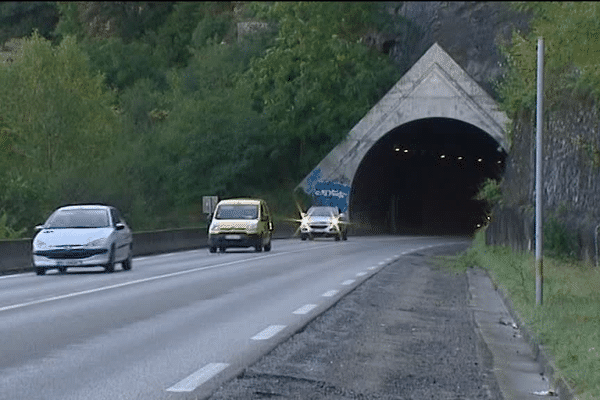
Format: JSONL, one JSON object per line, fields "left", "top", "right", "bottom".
{"left": 349, "top": 118, "right": 506, "bottom": 236}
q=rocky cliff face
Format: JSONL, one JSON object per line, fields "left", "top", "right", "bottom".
{"left": 489, "top": 98, "right": 600, "bottom": 262}
{"left": 377, "top": 1, "right": 531, "bottom": 97}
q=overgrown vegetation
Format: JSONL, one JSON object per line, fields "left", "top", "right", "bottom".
{"left": 451, "top": 230, "right": 600, "bottom": 400}
{"left": 497, "top": 2, "right": 600, "bottom": 117}
{"left": 0, "top": 1, "right": 406, "bottom": 237}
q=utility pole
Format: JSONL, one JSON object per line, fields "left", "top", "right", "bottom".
{"left": 535, "top": 37, "right": 544, "bottom": 306}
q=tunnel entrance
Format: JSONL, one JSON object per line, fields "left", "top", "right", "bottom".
{"left": 350, "top": 118, "right": 506, "bottom": 236}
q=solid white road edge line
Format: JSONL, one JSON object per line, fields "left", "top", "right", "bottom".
{"left": 166, "top": 362, "right": 229, "bottom": 392}
{"left": 251, "top": 325, "right": 287, "bottom": 340}
{"left": 0, "top": 243, "right": 339, "bottom": 313}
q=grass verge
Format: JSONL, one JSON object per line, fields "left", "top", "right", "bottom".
{"left": 445, "top": 230, "right": 600, "bottom": 399}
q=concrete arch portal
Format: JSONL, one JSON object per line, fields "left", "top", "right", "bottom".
{"left": 298, "top": 43, "right": 510, "bottom": 235}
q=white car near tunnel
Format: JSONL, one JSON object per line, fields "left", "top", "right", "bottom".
{"left": 300, "top": 206, "right": 348, "bottom": 241}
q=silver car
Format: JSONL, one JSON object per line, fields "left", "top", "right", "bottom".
{"left": 32, "top": 205, "right": 133, "bottom": 275}
{"left": 300, "top": 206, "right": 348, "bottom": 241}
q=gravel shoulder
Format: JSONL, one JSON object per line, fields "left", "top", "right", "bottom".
{"left": 207, "top": 243, "right": 503, "bottom": 400}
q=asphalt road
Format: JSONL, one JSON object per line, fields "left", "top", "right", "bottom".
{"left": 0, "top": 236, "right": 479, "bottom": 400}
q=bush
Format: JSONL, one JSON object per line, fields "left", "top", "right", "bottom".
{"left": 544, "top": 216, "right": 579, "bottom": 260}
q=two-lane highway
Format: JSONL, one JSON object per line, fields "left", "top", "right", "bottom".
{"left": 0, "top": 236, "right": 466, "bottom": 400}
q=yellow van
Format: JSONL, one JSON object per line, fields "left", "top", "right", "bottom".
{"left": 207, "top": 198, "right": 273, "bottom": 253}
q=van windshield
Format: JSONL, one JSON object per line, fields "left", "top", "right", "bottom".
{"left": 215, "top": 205, "right": 258, "bottom": 220}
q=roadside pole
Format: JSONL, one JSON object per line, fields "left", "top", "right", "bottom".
{"left": 535, "top": 37, "right": 544, "bottom": 306}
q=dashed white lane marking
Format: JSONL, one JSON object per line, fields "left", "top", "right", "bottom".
{"left": 368, "top": 266, "right": 377, "bottom": 270}
{"left": 293, "top": 304, "right": 318, "bottom": 315}
{"left": 322, "top": 289, "right": 338, "bottom": 297}
{"left": 341, "top": 279, "right": 355, "bottom": 286}
{"left": 378, "top": 261, "right": 386, "bottom": 265}
{"left": 166, "top": 363, "right": 229, "bottom": 392}
{"left": 251, "top": 325, "right": 286, "bottom": 340}
{"left": 356, "top": 272, "right": 367, "bottom": 277}
{"left": 0, "top": 244, "right": 339, "bottom": 313}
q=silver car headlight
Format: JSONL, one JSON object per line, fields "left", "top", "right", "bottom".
{"left": 332, "top": 217, "right": 340, "bottom": 228}
{"left": 88, "top": 237, "right": 107, "bottom": 247}
{"left": 209, "top": 224, "right": 220, "bottom": 234}
{"left": 33, "top": 238, "right": 47, "bottom": 250}
{"left": 300, "top": 218, "right": 309, "bottom": 229}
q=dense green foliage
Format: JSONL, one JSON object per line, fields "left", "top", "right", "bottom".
{"left": 0, "top": 1, "right": 404, "bottom": 236}
{"left": 0, "top": 2, "right": 59, "bottom": 44}
{"left": 497, "top": 2, "right": 600, "bottom": 117}
{"left": 246, "top": 2, "right": 401, "bottom": 177}
{"left": 0, "top": 33, "right": 121, "bottom": 234}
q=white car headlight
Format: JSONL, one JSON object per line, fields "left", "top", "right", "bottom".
{"left": 209, "top": 224, "right": 220, "bottom": 234}
{"left": 88, "top": 237, "right": 107, "bottom": 247}
{"left": 34, "top": 238, "right": 47, "bottom": 249}
{"left": 300, "top": 218, "right": 309, "bottom": 229}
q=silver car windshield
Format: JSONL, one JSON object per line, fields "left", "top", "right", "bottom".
{"left": 45, "top": 209, "right": 110, "bottom": 228}
{"left": 215, "top": 205, "right": 258, "bottom": 220}
{"left": 308, "top": 207, "right": 337, "bottom": 217}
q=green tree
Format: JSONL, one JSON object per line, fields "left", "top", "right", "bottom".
{"left": 244, "top": 2, "right": 402, "bottom": 181}
{"left": 498, "top": 2, "right": 600, "bottom": 116}
{"left": 0, "top": 32, "right": 121, "bottom": 232}
{"left": 0, "top": 2, "right": 59, "bottom": 44}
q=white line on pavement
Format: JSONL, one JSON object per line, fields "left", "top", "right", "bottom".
{"left": 322, "top": 289, "right": 338, "bottom": 297}
{"left": 0, "top": 244, "right": 339, "bottom": 313}
{"left": 341, "top": 279, "right": 355, "bottom": 286}
{"left": 251, "top": 325, "right": 286, "bottom": 340}
{"left": 166, "top": 363, "right": 229, "bottom": 392}
{"left": 356, "top": 272, "right": 367, "bottom": 277}
{"left": 292, "top": 304, "right": 318, "bottom": 315}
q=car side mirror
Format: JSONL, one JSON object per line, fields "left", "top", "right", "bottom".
{"left": 115, "top": 223, "right": 126, "bottom": 231}
{"left": 34, "top": 225, "right": 44, "bottom": 232}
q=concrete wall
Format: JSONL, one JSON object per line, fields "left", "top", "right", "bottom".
{"left": 297, "top": 43, "right": 510, "bottom": 216}
{"left": 0, "top": 221, "right": 297, "bottom": 275}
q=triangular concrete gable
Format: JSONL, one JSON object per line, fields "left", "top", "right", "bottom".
{"left": 298, "top": 43, "right": 509, "bottom": 196}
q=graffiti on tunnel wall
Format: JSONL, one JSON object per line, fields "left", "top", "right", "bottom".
{"left": 304, "top": 168, "right": 350, "bottom": 212}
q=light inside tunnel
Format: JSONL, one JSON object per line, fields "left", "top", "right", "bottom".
{"left": 349, "top": 117, "right": 506, "bottom": 236}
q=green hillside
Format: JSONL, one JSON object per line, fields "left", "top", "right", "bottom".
{"left": 0, "top": 2, "right": 404, "bottom": 235}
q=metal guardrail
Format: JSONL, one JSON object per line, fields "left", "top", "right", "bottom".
{"left": 0, "top": 223, "right": 297, "bottom": 275}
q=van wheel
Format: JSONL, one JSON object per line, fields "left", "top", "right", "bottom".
{"left": 58, "top": 267, "right": 67, "bottom": 274}
{"left": 255, "top": 244, "right": 263, "bottom": 252}
{"left": 219, "top": 247, "right": 226, "bottom": 253}
{"left": 264, "top": 240, "right": 271, "bottom": 252}
{"left": 209, "top": 246, "right": 217, "bottom": 253}
{"left": 35, "top": 267, "right": 46, "bottom": 276}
